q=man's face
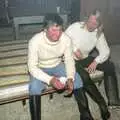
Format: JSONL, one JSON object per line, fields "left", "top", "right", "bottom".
{"left": 46, "top": 24, "right": 62, "bottom": 42}
{"left": 86, "top": 15, "right": 99, "bottom": 32}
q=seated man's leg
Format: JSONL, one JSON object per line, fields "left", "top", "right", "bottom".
{"left": 97, "top": 59, "right": 120, "bottom": 106}
{"left": 29, "top": 75, "right": 47, "bottom": 120}
{"left": 73, "top": 72, "right": 94, "bottom": 120}
{"left": 75, "top": 60, "right": 110, "bottom": 120}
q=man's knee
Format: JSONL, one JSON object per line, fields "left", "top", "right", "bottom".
{"left": 29, "top": 76, "right": 46, "bottom": 95}
{"left": 78, "top": 70, "right": 93, "bottom": 86}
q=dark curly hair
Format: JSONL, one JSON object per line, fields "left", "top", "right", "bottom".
{"left": 43, "top": 13, "right": 63, "bottom": 29}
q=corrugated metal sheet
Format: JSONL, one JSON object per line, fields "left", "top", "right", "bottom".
{"left": 7, "top": 0, "right": 72, "bottom": 17}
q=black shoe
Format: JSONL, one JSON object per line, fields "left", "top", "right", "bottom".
{"left": 99, "top": 103, "right": 110, "bottom": 120}
{"left": 80, "top": 112, "right": 94, "bottom": 120}
{"left": 101, "top": 111, "right": 110, "bottom": 120}
{"left": 100, "top": 107, "right": 110, "bottom": 120}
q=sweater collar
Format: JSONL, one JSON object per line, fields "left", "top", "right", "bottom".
{"left": 43, "top": 31, "right": 60, "bottom": 45}
{"left": 80, "top": 22, "right": 98, "bottom": 32}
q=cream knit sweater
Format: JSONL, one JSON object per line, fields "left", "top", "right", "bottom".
{"left": 65, "top": 22, "right": 110, "bottom": 64}
{"left": 28, "top": 31, "right": 75, "bottom": 85}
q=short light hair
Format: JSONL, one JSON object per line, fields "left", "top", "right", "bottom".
{"left": 82, "top": 9, "right": 103, "bottom": 39}
{"left": 89, "top": 9, "right": 103, "bottom": 38}
{"left": 91, "top": 10, "right": 102, "bottom": 24}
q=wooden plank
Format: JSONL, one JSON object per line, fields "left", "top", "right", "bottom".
{"left": 0, "top": 64, "right": 27, "bottom": 77}
{"left": 0, "top": 83, "right": 29, "bottom": 105}
{"left": 89, "top": 70, "right": 104, "bottom": 80}
{"left": 0, "top": 83, "right": 58, "bottom": 105}
{"left": 0, "top": 40, "right": 28, "bottom": 46}
{"left": 0, "top": 43, "right": 28, "bottom": 52}
{"left": 13, "top": 16, "right": 44, "bottom": 25}
{"left": 0, "top": 49, "right": 27, "bottom": 59}
{"left": 0, "top": 56, "right": 27, "bottom": 66}
{"left": 0, "top": 75, "right": 28, "bottom": 87}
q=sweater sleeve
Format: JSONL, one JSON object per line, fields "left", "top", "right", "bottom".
{"left": 28, "top": 35, "right": 53, "bottom": 85}
{"left": 95, "top": 33, "right": 110, "bottom": 64}
{"left": 65, "top": 23, "right": 79, "bottom": 52}
{"left": 64, "top": 36, "right": 75, "bottom": 80}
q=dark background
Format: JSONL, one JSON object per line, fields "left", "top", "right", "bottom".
{"left": 0, "top": 0, "right": 120, "bottom": 44}
{"left": 0, "top": 0, "right": 80, "bottom": 25}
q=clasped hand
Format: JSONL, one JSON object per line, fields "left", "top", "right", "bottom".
{"left": 50, "top": 77, "right": 74, "bottom": 96}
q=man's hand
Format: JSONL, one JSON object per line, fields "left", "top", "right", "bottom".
{"left": 64, "top": 78, "right": 74, "bottom": 97}
{"left": 74, "top": 49, "right": 83, "bottom": 60}
{"left": 50, "top": 77, "right": 65, "bottom": 90}
{"left": 86, "top": 60, "right": 97, "bottom": 73}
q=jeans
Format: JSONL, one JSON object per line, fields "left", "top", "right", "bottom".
{"left": 29, "top": 63, "right": 83, "bottom": 95}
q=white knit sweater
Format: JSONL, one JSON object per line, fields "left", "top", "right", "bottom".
{"left": 28, "top": 31, "right": 75, "bottom": 85}
{"left": 65, "top": 22, "right": 110, "bottom": 64}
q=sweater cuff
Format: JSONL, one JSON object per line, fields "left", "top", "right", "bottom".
{"left": 46, "top": 76, "right": 53, "bottom": 85}
{"left": 94, "top": 57, "right": 100, "bottom": 64}
{"left": 73, "top": 46, "right": 78, "bottom": 52}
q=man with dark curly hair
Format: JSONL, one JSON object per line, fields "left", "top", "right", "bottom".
{"left": 28, "top": 13, "right": 94, "bottom": 120}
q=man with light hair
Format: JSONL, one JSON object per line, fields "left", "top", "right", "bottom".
{"left": 65, "top": 9, "right": 114, "bottom": 120}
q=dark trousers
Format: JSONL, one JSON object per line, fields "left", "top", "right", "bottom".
{"left": 75, "top": 56, "right": 120, "bottom": 106}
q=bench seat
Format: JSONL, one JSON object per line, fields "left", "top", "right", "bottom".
{"left": 0, "top": 40, "right": 104, "bottom": 105}
{"left": 0, "top": 70, "right": 104, "bottom": 105}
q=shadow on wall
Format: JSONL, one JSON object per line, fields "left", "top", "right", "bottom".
{"left": 103, "top": 14, "right": 120, "bottom": 45}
